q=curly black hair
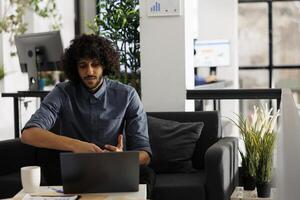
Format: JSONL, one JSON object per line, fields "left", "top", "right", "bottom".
{"left": 62, "top": 34, "right": 120, "bottom": 84}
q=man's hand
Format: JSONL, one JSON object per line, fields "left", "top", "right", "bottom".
{"left": 73, "top": 140, "right": 104, "bottom": 153}
{"left": 104, "top": 134, "right": 123, "bottom": 152}
{"left": 103, "top": 135, "right": 150, "bottom": 165}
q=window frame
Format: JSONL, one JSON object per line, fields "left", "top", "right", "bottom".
{"left": 239, "top": 0, "right": 300, "bottom": 88}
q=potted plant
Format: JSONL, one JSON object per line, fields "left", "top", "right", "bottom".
{"left": 229, "top": 104, "right": 280, "bottom": 194}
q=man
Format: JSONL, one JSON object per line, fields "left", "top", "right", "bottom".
{"left": 21, "top": 34, "right": 154, "bottom": 198}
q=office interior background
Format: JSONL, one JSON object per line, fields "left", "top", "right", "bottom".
{"left": 0, "top": 0, "right": 299, "bottom": 141}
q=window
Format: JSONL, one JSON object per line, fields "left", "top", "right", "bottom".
{"left": 239, "top": 3, "right": 269, "bottom": 66}
{"left": 239, "top": 0, "right": 300, "bottom": 112}
{"left": 273, "top": 1, "right": 300, "bottom": 66}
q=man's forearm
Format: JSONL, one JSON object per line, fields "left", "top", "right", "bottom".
{"left": 139, "top": 150, "right": 151, "bottom": 165}
{"left": 21, "top": 127, "right": 103, "bottom": 153}
{"left": 21, "top": 127, "right": 80, "bottom": 151}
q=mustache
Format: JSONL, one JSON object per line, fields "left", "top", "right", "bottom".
{"left": 84, "top": 76, "right": 97, "bottom": 80}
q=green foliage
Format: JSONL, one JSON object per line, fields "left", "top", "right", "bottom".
{"left": 87, "top": 0, "right": 141, "bottom": 94}
{"left": 256, "top": 132, "right": 276, "bottom": 183}
{"left": 0, "top": 0, "right": 61, "bottom": 45}
{"left": 0, "top": 67, "right": 4, "bottom": 80}
{"left": 228, "top": 105, "right": 280, "bottom": 183}
{"left": 230, "top": 114, "right": 259, "bottom": 178}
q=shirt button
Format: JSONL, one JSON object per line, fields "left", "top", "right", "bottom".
{"left": 89, "top": 98, "right": 97, "bottom": 104}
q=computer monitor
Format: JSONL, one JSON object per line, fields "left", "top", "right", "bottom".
{"left": 15, "top": 31, "right": 63, "bottom": 91}
{"left": 194, "top": 39, "right": 230, "bottom": 76}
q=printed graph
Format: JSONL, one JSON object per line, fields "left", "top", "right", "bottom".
{"left": 150, "top": 2, "right": 161, "bottom": 12}
{"left": 147, "top": 0, "right": 181, "bottom": 17}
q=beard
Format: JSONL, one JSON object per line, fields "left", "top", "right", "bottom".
{"left": 82, "top": 75, "right": 103, "bottom": 91}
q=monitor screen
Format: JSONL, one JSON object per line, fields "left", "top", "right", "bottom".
{"left": 194, "top": 39, "right": 230, "bottom": 67}
{"left": 15, "top": 31, "right": 63, "bottom": 90}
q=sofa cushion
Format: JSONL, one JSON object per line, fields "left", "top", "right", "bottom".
{"left": 0, "top": 139, "right": 36, "bottom": 175}
{"left": 0, "top": 172, "right": 22, "bottom": 198}
{"left": 147, "top": 116, "right": 204, "bottom": 173}
{"left": 147, "top": 111, "right": 221, "bottom": 170}
{"left": 153, "top": 171, "right": 206, "bottom": 200}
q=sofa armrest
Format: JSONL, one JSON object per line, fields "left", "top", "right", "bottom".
{"left": 0, "top": 139, "right": 36, "bottom": 175}
{"left": 204, "top": 137, "right": 238, "bottom": 200}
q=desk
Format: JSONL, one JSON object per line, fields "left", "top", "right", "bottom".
{"left": 1, "top": 91, "right": 50, "bottom": 138}
{"left": 193, "top": 80, "right": 233, "bottom": 110}
{"left": 186, "top": 89, "right": 282, "bottom": 111}
{"left": 13, "top": 184, "right": 146, "bottom": 200}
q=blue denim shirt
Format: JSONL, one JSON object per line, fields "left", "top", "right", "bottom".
{"left": 23, "top": 78, "right": 152, "bottom": 155}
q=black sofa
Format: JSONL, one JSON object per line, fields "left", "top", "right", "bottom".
{"left": 0, "top": 111, "right": 238, "bottom": 200}
{"left": 147, "top": 111, "right": 238, "bottom": 200}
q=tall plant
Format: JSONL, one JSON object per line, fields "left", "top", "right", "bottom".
{"left": 87, "top": 0, "right": 140, "bottom": 94}
{"left": 0, "top": 0, "right": 61, "bottom": 47}
{"left": 229, "top": 104, "right": 280, "bottom": 191}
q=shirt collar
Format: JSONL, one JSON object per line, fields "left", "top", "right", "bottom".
{"left": 93, "top": 78, "right": 106, "bottom": 99}
{"left": 79, "top": 78, "right": 107, "bottom": 101}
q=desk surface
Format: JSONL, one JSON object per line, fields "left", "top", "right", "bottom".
{"left": 13, "top": 184, "right": 146, "bottom": 200}
{"left": 1, "top": 91, "right": 50, "bottom": 98}
{"left": 194, "top": 80, "right": 233, "bottom": 89}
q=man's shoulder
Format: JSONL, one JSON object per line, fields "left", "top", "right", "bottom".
{"left": 52, "top": 81, "right": 76, "bottom": 95}
{"left": 55, "top": 81, "right": 73, "bottom": 90}
{"left": 106, "top": 78, "right": 134, "bottom": 93}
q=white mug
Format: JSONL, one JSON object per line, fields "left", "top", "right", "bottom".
{"left": 21, "top": 166, "right": 41, "bottom": 193}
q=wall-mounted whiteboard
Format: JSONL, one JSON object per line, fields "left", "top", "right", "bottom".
{"left": 194, "top": 40, "right": 230, "bottom": 67}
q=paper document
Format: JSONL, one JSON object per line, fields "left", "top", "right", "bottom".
{"left": 22, "top": 194, "right": 80, "bottom": 200}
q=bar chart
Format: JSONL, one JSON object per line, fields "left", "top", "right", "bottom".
{"left": 147, "top": 0, "right": 181, "bottom": 17}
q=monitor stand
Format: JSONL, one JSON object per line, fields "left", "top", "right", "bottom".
{"left": 209, "top": 66, "right": 217, "bottom": 76}
{"left": 26, "top": 46, "right": 43, "bottom": 91}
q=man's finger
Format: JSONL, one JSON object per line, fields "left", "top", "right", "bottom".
{"left": 105, "top": 144, "right": 117, "bottom": 152}
{"left": 117, "top": 134, "right": 123, "bottom": 149}
{"left": 93, "top": 145, "right": 104, "bottom": 153}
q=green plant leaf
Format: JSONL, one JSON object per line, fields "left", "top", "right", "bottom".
{"left": 92, "top": 0, "right": 141, "bottom": 95}
{"left": 0, "top": 0, "right": 61, "bottom": 51}
{"left": 228, "top": 105, "right": 280, "bottom": 181}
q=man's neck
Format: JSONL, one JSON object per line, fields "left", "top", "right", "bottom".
{"left": 89, "top": 78, "right": 104, "bottom": 94}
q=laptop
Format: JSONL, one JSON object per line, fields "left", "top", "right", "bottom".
{"left": 60, "top": 151, "right": 139, "bottom": 194}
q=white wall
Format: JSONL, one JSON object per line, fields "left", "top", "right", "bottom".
{"left": 197, "top": 0, "right": 239, "bottom": 137}
{"left": 140, "top": 0, "right": 238, "bottom": 136}
{"left": 79, "top": 0, "right": 96, "bottom": 34}
{"left": 140, "top": 0, "right": 195, "bottom": 112}
{"left": 277, "top": 89, "right": 300, "bottom": 200}
{"left": 0, "top": 0, "right": 25, "bottom": 140}
{"left": 0, "top": 0, "right": 75, "bottom": 140}
{"left": 27, "top": 0, "right": 75, "bottom": 47}
{"left": 197, "top": 0, "right": 239, "bottom": 88}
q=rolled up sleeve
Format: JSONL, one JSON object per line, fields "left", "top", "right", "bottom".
{"left": 125, "top": 89, "right": 152, "bottom": 156}
{"left": 22, "top": 86, "right": 65, "bottom": 132}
